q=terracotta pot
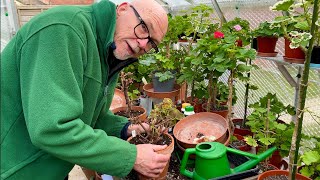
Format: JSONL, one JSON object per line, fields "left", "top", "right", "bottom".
{"left": 268, "top": 150, "right": 282, "bottom": 169}
{"left": 236, "top": 39, "right": 243, "bottom": 47}
{"left": 110, "top": 89, "right": 126, "bottom": 111}
{"left": 201, "top": 103, "right": 228, "bottom": 118}
{"left": 233, "top": 134, "right": 252, "bottom": 152}
{"left": 185, "top": 97, "right": 205, "bottom": 113}
{"left": 257, "top": 36, "right": 278, "bottom": 54}
{"left": 256, "top": 147, "right": 282, "bottom": 169}
{"left": 40, "top": 0, "right": 93, "bottom": 4}
{"left": 95, "top": 171, "right": 102, "bottom": 180}
{"left": 111, "top": 106, "right": 147, "bottom": 122}
{"left": 81, "top": 167, "right": 96, "bottom": 180}
{"left": 232, "top": 118, "right": 253, "bottom": 136}
{"left": 143, "top": 83, "right": 180, "bottom": 99}
{"left": 128, "top": 133, "right": 174, "bottom": 180}
{"left": 173, "top": 112, "right": 228, "bottom": 150}
{"left": 257, "top": 170, "right": 312, "bottom": 180}
{"left": 176, "top": 129, "right": 231, "bottom": 160}
{"left": 284, "top": 38, "right": 305, "bottom": 63}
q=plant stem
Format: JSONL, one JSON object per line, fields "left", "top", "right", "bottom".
{"left": 265, "top": 99, "right": 270, "bottom": 165}
{"left": 288, "top": 1, "right": 319, "bottom": 179}
{"left": 227, "top": 69, "right": 235, "bottom": 134}
{"left": 242, "top": 59, "right": 252, "bottom": 128}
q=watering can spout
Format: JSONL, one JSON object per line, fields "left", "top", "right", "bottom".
{"left": 232, "top": 146, "right": 277, "bottom": 173}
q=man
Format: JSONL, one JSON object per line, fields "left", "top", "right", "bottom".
{"left": 1, "top": 0, "right": 169, "bottom": 179}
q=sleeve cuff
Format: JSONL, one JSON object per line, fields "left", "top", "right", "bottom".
{"left": 120, "top": 122, "right": 131, "bottom": 140}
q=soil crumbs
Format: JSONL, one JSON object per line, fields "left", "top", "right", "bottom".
{"left": 263, "top": 175, "right": 304, "bottom": 180}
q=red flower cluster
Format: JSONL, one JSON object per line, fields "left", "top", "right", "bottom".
{"left": 214, "top": 31, "right": 224, "bottom": 39}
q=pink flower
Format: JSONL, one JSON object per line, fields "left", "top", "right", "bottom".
{"left": 214, "top": 31, "right": 224, "bottom": 38}
{"left": 233, "top": 24, "right": 242, "bottom": 31}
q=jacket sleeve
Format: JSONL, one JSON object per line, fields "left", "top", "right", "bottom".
{"left": 19, "top": 24, "right": 136, "bottom": 177}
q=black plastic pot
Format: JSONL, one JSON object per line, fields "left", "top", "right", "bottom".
{"left": 152, "top": 74, "right": 175, "bottom": 92}
{"left": 311, "top": 46, "right": 320, "bottom": 64}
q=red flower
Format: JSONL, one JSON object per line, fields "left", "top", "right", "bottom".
{"left": 214, "top": 31, "right": 224, "bottom": 39}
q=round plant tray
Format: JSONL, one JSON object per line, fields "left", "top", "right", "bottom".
{"left": 283, "top": 56, "right": 305, "bottom": 64}
{"left": 257, "top": 51, "right": 278, "bottom": 57}
{"left": 173, "top": 112, "right": 228, "bottom": 149}
{"left": 110, "top": 88, "right": 126, "bottom": 111}
{"left": 143, "top": 83, "right": 181, "bottom": 99}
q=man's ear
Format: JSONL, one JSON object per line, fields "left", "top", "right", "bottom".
{"left": 116, "top": 2, "right": 129, "bottom": 16}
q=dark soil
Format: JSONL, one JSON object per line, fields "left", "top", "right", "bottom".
{"left": 202, "top": 103, "right": 228, "bottom": 111}
{"left": 230, "top": 139, "right": 247, "bottom": 147}
{"left": 114, "top": 110, "right": 143, "bottom": 118}
{"left": 258, "top": 163, "right": 278, "bottom": 173}
{"left": 128, "top": 133, "right": 172, "bottom": 146}
{"left": 262, "top": 175, "right": 305, "bottom": 180}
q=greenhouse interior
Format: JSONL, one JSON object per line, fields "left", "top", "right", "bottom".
{"left": 1, "top": 0, "right": 320, "bottom": 179}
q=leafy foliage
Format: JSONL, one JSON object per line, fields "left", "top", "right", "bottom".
{"left": 299, "top": 139, "right": 320, "bottom": 180}
{"left": 253, "top": 21, "right": 283, "bottom": 37}
{"left": 245, "top": 93, "right": 296, "bottom": 157}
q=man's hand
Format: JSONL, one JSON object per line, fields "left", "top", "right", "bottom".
{"left": 127, "top": 123, "right": 149, "bottom": 137}
{"left": 134, "top": 144, "right": 170, "bottom": 178}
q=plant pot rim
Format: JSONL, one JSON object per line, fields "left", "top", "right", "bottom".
{"left": 111, "top": 106, "right": 147, "bottom": 121}
{"left": 143, "top": 83, "right": 181, "bottom": 99}
{"left": 173, "top": 112, "right": 228, "bottom": 147}
{"left": 110, "top": 88, "right": 126, "bottom": 111}
{"left": 257, "top": 170, "right": 312, "bottom": 180}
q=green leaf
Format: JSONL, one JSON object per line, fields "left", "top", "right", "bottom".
{"left": 237, "top": 64, "right": 252, "bottom": 72}
{"left": 301, "top": 151, "right": 320, "bottom": 165}
{"left": 259, "top": 137, "right": 276, "bottom": 146}
{"left": 271, "top": 0, "right": 294, "bottom": 11}
{"left": 244, "top": 136, "right": 258, "bottom": 147}
{"left": 275, "top": 123, "right": 287, "bottom": 131}
{"left": 294, "top": 21, "right": 309, "bottom": 31}
{"left": 300, "top": 166, "right": 314, "bottom": 177}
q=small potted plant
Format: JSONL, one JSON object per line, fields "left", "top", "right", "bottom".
{"left": 127, "top": 98, "right": 184, "bottom": 179}
{"left": 253, "top": 21, "right": 283, "bottom": 57}
{"left": 270, "top": 0, "right": 319, "bottom": 63}
{"left": 244, "top": 93, "right": 296, "bottom": 169}
{"left": 112, "top": 72, "right": 147, "bottom": 121}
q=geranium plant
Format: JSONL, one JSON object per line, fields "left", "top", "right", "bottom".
{"left": 129, "top": 98, "right": 184, "bottom": 144}
{"left": 244, "top": 93, "right": 296, "bottom": 158}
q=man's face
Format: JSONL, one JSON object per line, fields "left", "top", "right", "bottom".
{"left": 113, "top": 3, "right": 167, "bottom": 60}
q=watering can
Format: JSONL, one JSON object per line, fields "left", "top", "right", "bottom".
{"left": 180, "top": 142, "right": 276, "bottom": 180}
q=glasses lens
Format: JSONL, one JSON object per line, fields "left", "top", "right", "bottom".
{"left": 135, "top": 24, "right": 149, "bottom": 39}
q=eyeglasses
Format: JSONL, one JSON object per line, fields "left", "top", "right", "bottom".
{"left": 130, "top": 5, "right": 159, "bottom": 53}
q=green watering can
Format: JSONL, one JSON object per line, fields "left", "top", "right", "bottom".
{"left": 180, "top": 142, "right": 276, "bottom": 180}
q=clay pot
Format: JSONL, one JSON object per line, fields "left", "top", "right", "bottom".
{"left": 284, "top": 38, "right": 305, "bottom": 63}
{"left": 143, "top": 83, "right": 180, "bottom": 99}
{"left": 256, "top": 147, "right": 282, "bottom": 169}
{"left": 111, "top": 106, "right": 147, "bottom": 122}
{"left": 232, "top": 118, "right": 253, "bottom": 136}
{"left": 81, "top": 167, "right": 96, "bottom": 180}
{"left": 257, "top": 36, "right": 278, "bottom": 56}
{"left": 110, "top": 89, "right": 126, "bottom": 111}
{"left": 173, "top": 112, "right": 228, "bottom": 150}
{"left": 233, "top": 134, "right": 252, "bottom": 152}
{"left": 257, "top": 170, "right": 312, "bottom": 180}
{"left": 176, "top": 129, "right": 231, "bottom": 160}
{"left": 236, "top": 39, "right": 243, "bottom": 47}
{"left": 201, "top": 103, "right": 228, "bottom": 118}
{"left": 128, "top": 133, "right": 174, "bottom": 180}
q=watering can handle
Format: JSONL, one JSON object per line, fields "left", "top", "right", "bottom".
{"left": 180, "top": 148, "right": 195, "bottom": 178}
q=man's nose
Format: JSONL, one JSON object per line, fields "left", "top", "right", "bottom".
{"left": 137, "top": 39, "right": 149, "bottom": 50}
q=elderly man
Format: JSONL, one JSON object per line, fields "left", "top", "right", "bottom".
{"left": 1, "top": 0, "right": 169, "bottom": 179}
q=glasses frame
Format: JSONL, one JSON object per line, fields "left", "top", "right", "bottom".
{"left": 129, "top": 5, "right": 159, "bottom": 53}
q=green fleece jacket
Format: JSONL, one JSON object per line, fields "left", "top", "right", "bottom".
{"left": 1, "top": 1, "right": 137, "bottom": 179}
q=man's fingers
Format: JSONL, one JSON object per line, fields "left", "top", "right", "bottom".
{"left": 152, "top": 144, "right": 168, "bottom": 151}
